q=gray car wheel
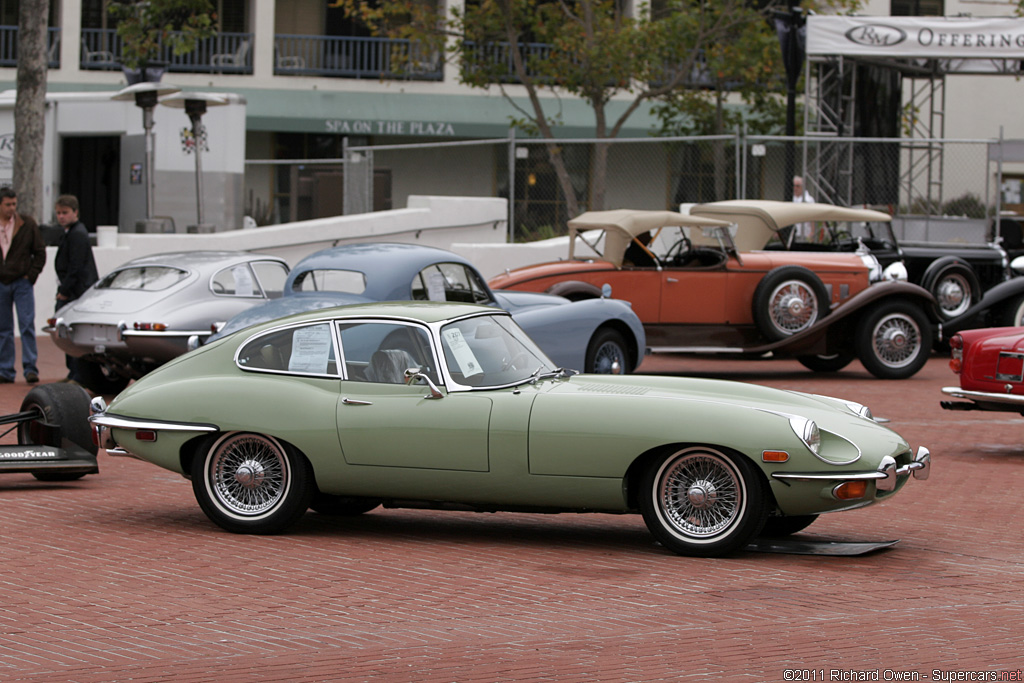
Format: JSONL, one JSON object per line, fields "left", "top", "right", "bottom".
{"left": 752, "top": 266, "right": 830, "bottom": 340}
{"left": 585, "top": 328, "right": 629, "bottom": 374}
{"left": 856, "top": 301, "right": 932, "bottom": 380}
{"left": 192, "top": 432, "right": 314, "bottom": 534}
{"left": 638, "top": 446, "right": 767, "bottom": 557}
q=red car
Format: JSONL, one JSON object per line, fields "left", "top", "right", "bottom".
{"left": 489, "top": 204, "right": 936, "bottom": 379}
{"left": 942, "top": 327, "right": 1024, "bottom": 414}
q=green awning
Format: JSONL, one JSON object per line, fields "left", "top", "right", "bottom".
{"left": 235, "top": 87, "right": 661, "bottom": 139}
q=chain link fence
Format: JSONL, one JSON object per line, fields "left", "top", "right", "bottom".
{"left": 253, "top": 132, "right": 1013, "bottom": 245}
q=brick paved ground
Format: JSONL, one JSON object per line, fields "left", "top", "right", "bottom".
{"left": 1, "top": 339, "right": 1022, "bottom": 682}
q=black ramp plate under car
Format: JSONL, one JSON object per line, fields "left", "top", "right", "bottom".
{"left": 746, "top": 537, "right": 900, "bottom": 556}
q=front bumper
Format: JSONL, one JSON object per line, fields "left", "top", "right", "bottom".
{"left": 771, "top": 446, "right": 931, "bottom": 492}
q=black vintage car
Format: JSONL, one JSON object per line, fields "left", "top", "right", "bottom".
{"left": 695, "top": 201, "right": 1012, "bottom": 325}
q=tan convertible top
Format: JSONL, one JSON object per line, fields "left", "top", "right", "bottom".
{"left": 567, "top": 209, "right": 731, "bottom": 267}
{"left": 690, "top": 200, "right": 892, "bottom": 252}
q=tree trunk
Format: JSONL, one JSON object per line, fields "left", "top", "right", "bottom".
{"left": 14, "top": 0, "right": 50, "bottom": 222}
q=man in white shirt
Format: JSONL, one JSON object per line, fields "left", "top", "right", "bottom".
{"left": 792, "top": 175, "right": 815, "bottom": 240}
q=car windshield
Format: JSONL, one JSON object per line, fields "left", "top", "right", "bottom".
{"left": 97, "top": 266, "right": 189, "bottom": 291}
{"left": 439, "top": 314, "right": 557, "bottom": 388}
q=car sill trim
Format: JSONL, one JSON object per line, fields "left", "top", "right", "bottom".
{"left": 90, "top": 413, "right": 219, "bottom": 433}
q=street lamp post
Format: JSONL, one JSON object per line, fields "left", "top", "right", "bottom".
{"left": 160, "top": 92, "right": 228, "bottom": 233}
{"left": 111, "top": 82, "right": 181, "bottom": 231}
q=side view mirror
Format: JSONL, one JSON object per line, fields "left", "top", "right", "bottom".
{"left": 405, "top": 368, "right": 443, "bottom": 399}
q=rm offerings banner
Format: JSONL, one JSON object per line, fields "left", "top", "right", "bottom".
{"left": 807, "top": 16, "right": 1024, "bottom": 58}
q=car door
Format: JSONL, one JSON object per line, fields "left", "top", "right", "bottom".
{"left": 658, "top": 265, "right": 729, "bottom": 324}
{"left": 334, "top": 320, "right": 493, "bottom": 472}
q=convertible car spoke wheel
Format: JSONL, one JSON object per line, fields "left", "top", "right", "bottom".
{"left": 638, "top": 447, "right": 767, "bottom": 557}
{"left": 752, "top": 266, "right": 829, "bottom": 341}
{"left": 797, "top": 352, "right": 855, "bottom": 373}
{"left": 585, "top": 328, "right": 629, "bottom": 374}
{"left": 192, "top": 432, "right": 313, "bottom": 534}
{"left": 924, "top": 261, "right": 979, "bottom": 321}
{"left": 856, "top": 301, "right": 932, "bottom": 380}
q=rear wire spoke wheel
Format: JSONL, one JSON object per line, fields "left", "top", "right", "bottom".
{"left": 752, "top": 266, "right": 829, "bottom": 340}
{"left": 856, "top": 301, "right": 932, "bottom": 380}
{"left": 192, "top": 432, "right": 313, "bottom": 534}
{"left": 639, "top": 447, "right": 767, "bottom": 557}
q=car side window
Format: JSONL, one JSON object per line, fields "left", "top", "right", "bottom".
{"left": 337, "top": 321, "right": 438, "bottom": 385}
{"left": 251, "top": 261, "right": 289, "bottom": 299}
{"left": 236, "top": 323, "right": 338, "bottom": 377}
{"left": 292, "top": 269, "right": 367, "bottom": 294}
{"left": 411, "top": 263, "right": 493, "bottom": 304}
{"left": 212, "top": 264, "right": 262, "bottom": 298}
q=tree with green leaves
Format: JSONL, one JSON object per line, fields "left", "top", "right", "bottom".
{"left": 107, "top": 0, "right": 216, "bottom": 72}
{"left": 333, "top": 0, "right": 832, "bottom": 217}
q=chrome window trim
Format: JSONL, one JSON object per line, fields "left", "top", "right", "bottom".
{"left": 333, "top": 317, "right": 439, "bottom": 383}
{"left": 234, "top": 319, "right": 343, "bottom": 379}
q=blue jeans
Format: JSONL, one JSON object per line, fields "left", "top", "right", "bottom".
{"left": 0, "top": 278, "right": 38, "bottom": 380}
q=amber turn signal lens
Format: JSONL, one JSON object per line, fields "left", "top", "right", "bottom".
{"left": 762, "top": 450, "right": 789, "bottom": 462}
{"left": 834, "top": 480, "right": 868, "bottom": 500}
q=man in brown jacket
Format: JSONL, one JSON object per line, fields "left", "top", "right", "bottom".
{"left": 0, "top": 187, "right": 46, "bottom": 383}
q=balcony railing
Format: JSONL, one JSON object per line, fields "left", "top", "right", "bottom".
{"left": 81, "top": 29, "right": 253, "bottom": 74}
{"left": 273, "top": 34, "right": 442, "bottom": 80}
{"left": 461, "top": 41, "right": 552, "bottom": 82}
{"left": 0, "top": 26, "right": 61, "bottom": 68}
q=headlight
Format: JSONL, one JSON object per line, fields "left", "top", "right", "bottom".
{"left": 789, "top": 417, "right": 821, "bottom": 455}
{"left": 859, "top": 253, "right": 883, "bottom": 281}
{"left": 883, "top": 261, "right": 908, "bottom": 281}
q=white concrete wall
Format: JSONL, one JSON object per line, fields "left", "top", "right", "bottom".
{"left": 35, "top": 195, "right": 509, "bottom": 331}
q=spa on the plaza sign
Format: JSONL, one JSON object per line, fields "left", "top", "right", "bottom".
{"left": 324, "top": 119, "right": 456, "bottom": 136}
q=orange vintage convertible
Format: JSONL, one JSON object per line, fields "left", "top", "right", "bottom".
{"left": 488, "top": 203, "right": 936, "bottom": 379}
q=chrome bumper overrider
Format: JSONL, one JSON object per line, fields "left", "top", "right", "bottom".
{"left": 771, "top": 447, "right": 931, "bottom": 492}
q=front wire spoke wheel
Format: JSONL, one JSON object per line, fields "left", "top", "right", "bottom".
{"left": 639, "top": 447, "right": 767, "bottom": 557}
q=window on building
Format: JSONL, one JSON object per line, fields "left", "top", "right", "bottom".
{"left": 891, "top": 0, "right": 944, "bottom": 15}
{"left": 81, "top": 0, "right": 243, "bottom": 31}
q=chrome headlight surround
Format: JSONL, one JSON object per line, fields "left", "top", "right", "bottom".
{"left": 882, "top": 261, "right": 908, "bottom": 282}
{"left": 859, "top": 253, "right": 883, "bottom": 282}
{"left": 789, "top": 416, "right": 821, "bottom": 455}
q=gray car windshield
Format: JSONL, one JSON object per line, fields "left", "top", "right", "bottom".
{"left": 439, "top": 315, "right": 556, "bottom": 388}
{"left": 97, "top": 266, "right": 189, "bottom": 291}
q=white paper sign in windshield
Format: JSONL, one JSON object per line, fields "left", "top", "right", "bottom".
{"left": 442, "top": 328, "right": 483, "bottom": 377}
{"left": 288, "top": 325, "right": 333, "bottom": 374}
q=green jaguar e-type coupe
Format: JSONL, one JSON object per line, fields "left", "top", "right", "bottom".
{"left": 90, "top": 302, "right": 930, "bottom": 557}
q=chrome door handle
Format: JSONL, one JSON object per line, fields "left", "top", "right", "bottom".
{"left": 342, "top": 397, "right": 373, "bottom": 405}
{"left": 666, "top": 277, "right": 679, "bottom": 283}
